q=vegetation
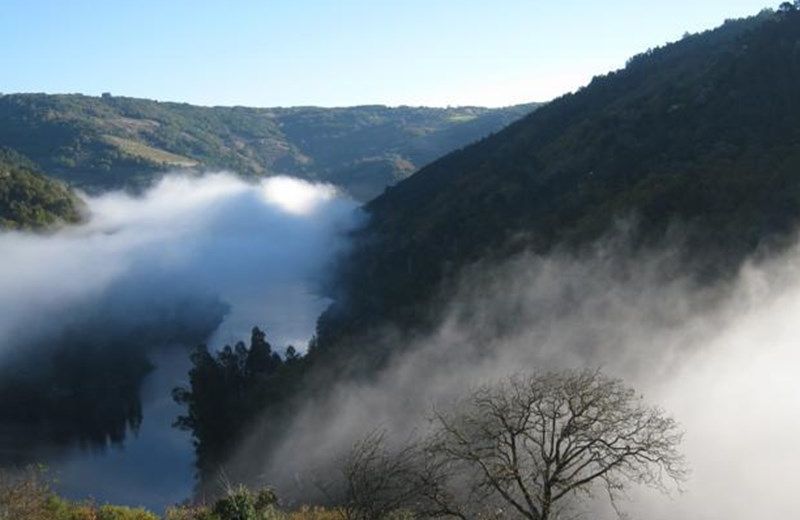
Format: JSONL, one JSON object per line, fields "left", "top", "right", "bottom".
{"left": 779, "top": 1, "right": 800, "bottom": 13}
{"left": 315, "top": 7, "right": 800, "bottom": 358}
{"left": 173, "top": 7, "right": 800, "bottom": 489}
{"left": 0, "top": 95, "right": 534, "bottom": 200}
{"left": 6, "top": 5, "right": 797, "bottom": 514}
{"left": 0, "top": 148, "right": 83, "bottom": 229}
{"left": 0, "top": 467, "right": 339, "bottom": 520}
{"left": 0, "top": 466, "right": 158, "bottom": 520}
{"left": 164, "top": 487, "right": 347, "bottom": 520}
{"left": 337, "top": 371, "right": 685, "bottom": 520}
{"left": 172, "top": 328, "right": 304, "bottom": 483}
{"left": 9, "top": 370, "right": 680, "bottom": 520}
{"left": 173, "top": 368, "right": 683, "bottom": 519}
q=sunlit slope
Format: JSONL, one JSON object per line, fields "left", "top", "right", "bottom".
{"left": 0, "top": 95, "right": 536, "bottom": 199}
{"left": 0, "top": 148, "right": 83, "bottom": 229}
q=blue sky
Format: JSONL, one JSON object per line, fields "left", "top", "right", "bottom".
{"left": 1, "top": 0, "right": 773, "bottom": 107}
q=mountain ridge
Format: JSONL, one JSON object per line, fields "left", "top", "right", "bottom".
{"left": 0, "top": 93, "right": 536, "bottom": 200}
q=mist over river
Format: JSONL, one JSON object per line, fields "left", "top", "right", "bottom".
{"left": 0, "top": 173, "right": 359, "bottom": 511}
{"left": 4, "top": 172, "right": 800, "bottom": 519}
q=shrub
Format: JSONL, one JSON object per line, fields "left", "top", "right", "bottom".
{"left": 287, "top": 506, "right": 342, "bottom": 520}
{"left": 164, "top": 505, "right": 217, "bottom": 520}
{"left": 212, "top": 485, "right": 257, "bottom": 520}
{"left": 0, "top": 466, "right": 54, "bottom": 520}
{"left": 97, "top": 504, "right": 160, "bottom": 520}
{"left": 1, "top": 466, "right": 164, "bottom": 520}
{"left": 167, "top": 485, "right": 285, "bottom": 520}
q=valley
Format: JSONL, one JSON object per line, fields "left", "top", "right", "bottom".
{"left": 2, "top": 3, "right": 800, "bottom": 520}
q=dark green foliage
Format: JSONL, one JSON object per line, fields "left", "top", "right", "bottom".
{"left": 212, "top": 487, "right": 257, "bottom": 520}
{"left": 173, "top": 328, "right": 304, "bottom": 482}
{"left": 208, "top": 485, "right": 279, "bottom": 520}
{"left": 0, "top": 95, "right": 535, "bottom": 199}
{"left": 0, "top": 148, "right": 83, "bottom": 229}
{"left": 315, "top": 8, "right": 800, "bottom": 356}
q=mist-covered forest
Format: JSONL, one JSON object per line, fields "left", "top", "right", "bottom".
{"left": 2, "top": 3, "right": 800, "bottom": 520}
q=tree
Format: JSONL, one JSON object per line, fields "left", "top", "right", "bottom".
{"left": 340, "top": 370, "right": 686, "bottom": 520}
{"left": 285, "top": 345, "right": 300, "bottom": 362}
{"left": 335, "top": 430, "right": 421, "bottom": 520}
{"left": 420, "top": 370, "right": 686, "bottom": 519}
{"left": 245, "top": 326, "right": 274, "bottom": 376}
{"left": 173, "top": 328, "right": 290, "bottom": 482}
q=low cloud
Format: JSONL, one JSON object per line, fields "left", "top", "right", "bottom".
{"left": 251, "top": 235, "right": 800, "bottom": 520}
{"left": 0, "top": 172, "right": 360, "bottom": 361}
{"left": 4, "top": 171, "right": 796, "bottom": 518}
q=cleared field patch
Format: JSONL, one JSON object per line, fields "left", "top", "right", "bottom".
{"left": 447, "top": 112, "right": 478, "bottom": 123}
{"left": 103, "top": 135, "right": 199, "bottom": 167}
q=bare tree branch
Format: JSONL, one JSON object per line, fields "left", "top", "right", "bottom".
{"left": 335, "top": 370, "right": 686, "bottom": 520}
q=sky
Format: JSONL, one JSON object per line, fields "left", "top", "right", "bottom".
{"left": 1, "top": 0, "right": 774, "bottom": 107}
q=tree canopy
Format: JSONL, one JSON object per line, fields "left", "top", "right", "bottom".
{"left": 173, "top": 327, "right": 304, "bottom": 483}
{"left": 0, "top": 147, "right": 83, "bottom": 229}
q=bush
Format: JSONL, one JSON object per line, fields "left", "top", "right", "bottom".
{"left": 1, "top": 470, "right": 342, "bottom": 520}
{"left": 164, "top": 505, "right": 217, "bottom": 520}
{"left": 287, "top": 506, "right": 342, "bottom": 520}
{"left": 97, "top": 505, "right": 160, "bottom": 520}
{"left": 212, "top": 485, "right": 257, "bottom": 520}
{"left": 167, "top": 485, "right": 285, "bottom": 520}
{"left": 1, "top": 467, "right": 162, "bottom": 520}
{"left": 0, "top": 466, "right": 55, "bottom": 520}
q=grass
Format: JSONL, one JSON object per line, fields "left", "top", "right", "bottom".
{"left": 446, "top": 114, "right": 477, "bottom": 122}
{"left": 0, "top": 467, "right": 369, "bottom": 520}
{"left": 102, "top": 136, "right": 199, "bottom": 167}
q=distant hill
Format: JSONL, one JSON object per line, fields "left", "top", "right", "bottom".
{"left": 0, "top": 148, "right": 83, "bottom": 229}
{"left": 315, "top": 8, "right": 800, "bottom": 351}
{"left": 0, "top": 95, "right": 536, "bottom": 200}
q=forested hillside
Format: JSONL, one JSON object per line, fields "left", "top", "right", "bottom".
{"left": 316, "top": 8, "right": 800, "bottom": 350}
{"left": 172, "top": 8, "right": 800, "bottom": 485}
{"left": 0, "top": 148, "right": 83, "bottom": 229}
{"left": 0, "top": 95, "right": 534, "bottom": 200}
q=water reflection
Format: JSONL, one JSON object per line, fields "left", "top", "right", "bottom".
{"left": 36, "top": 348, "right": 193, "bottom": 513}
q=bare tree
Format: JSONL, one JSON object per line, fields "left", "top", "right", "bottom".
{"left": 337, "top": 370, "right": 685, "bottom": 520}
{"left": 336, "top": 429, "right": 422, "bottom": 520}
{"left": 420, "top": 370, "right": 686, "bottom": 520}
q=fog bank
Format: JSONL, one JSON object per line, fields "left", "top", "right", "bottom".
{"left": 0, "top": 173, "right": 360, "bottom": 362}
{"left": 0, "top": 172, "right": 359, "bottom": 509}
{"left": 254, "top": 237, "right": 800, "bottom": 519}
